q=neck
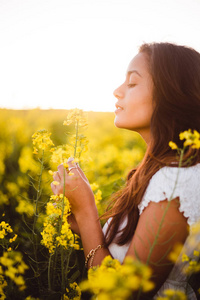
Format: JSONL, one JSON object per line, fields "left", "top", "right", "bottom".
{"left": 138, "top": 128, "right": 151, "bottom": 144}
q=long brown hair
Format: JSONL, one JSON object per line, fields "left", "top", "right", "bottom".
{"left": 103, "top": 42, "right": 200, "bottom": 246}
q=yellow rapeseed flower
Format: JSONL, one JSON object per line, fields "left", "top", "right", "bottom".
{"left": 52, "top": 181, "right": 60, "bottom": 185}
{"left": 48, "top": 170, "right": 54, "bottom": 175}
{"left": 9, "top": 234, "right": 17, "bottom": 243}
{"left": 32, "top": 129, "right": 54, "bottom": 154}
{"left": 168, "top": 141, "right": 178, "bottom": 150}
{"left": 168, "top": 243, "right": 184, "bottom": 263}
{"left": 64, "top": 282, "right": 81, "bottom": 300}
{"left": 193, "top": 250, "right": 200, "bottom": 257}
{"left": 0, "top": 191, "right": 9, "bottom": 205}
{"left": 0, "top": 251, "right": 28, "bottom": 291}
{"left": 80, "top": 255, "right": 154, "bottom": 299}
{"left": 63, "top": 109, "right": 88, "bottom": 128}
{"left": 0, "top": 274, "right": 7, "bottom": 300}
{"left": 16, "top": 199, "right": 34, "bottom": 216}
{"left": 0, "top": 221, "right": 13, "bottom": 239}
{"left": 68, "top": 172, "right": 74, "bottom": 176}
{"left": 51, "top": 145, "right": 72, "bottom": 166}
{"left": 179, "top": 129, "right": 200, "bottom": 149}
{"left": 41, "top": 194, "right": 80, "bottom": 253}
{"left": 156, "top": 289, "right": 187, "bottom": 300}
{"left": 182, "top": 254, "right": 189, "bottom": 262}
{"left": 90, "top": 182, "right": 99, "bottom": 191}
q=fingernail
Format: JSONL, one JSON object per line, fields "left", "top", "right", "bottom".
{"left": 67, "top": 157, "right": 74, "bottom": 163}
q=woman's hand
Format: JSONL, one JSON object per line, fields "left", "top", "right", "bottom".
{"left": 51, "top": 158, "right": 96, "bottom": 218}
{"left": 51, "top": 158, "right": 110, "bottom": 268}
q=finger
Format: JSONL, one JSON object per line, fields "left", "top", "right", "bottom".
{"left": 76, "top": 164, "right": 89, "bottom": 182}
{"left": 53, "top": 171, "right": 60, "bottom": 181}
{"left": 57, "top": 163, "right": 68, "bottom": 179}
{"left": 51, "top": 182, "right": 57, "bottom": 194}
{"left": 67, "top": 157, "right": 89, "bottom": 182}
{"left": 67, "top": 160, "right": 88, "bottom": 183}
{"left": 67, "top": 158, "right": 79, "bottom": 175}
{"left": 67, "top": 157, "right": 75, "bottom": 163}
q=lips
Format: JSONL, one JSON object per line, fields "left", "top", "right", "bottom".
{"left": 115, "top": 103, "right": 123, "bottom": 114}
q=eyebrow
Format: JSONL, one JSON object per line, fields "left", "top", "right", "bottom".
{"left": 127, "top": 70, "right": 142, "bottom": 77}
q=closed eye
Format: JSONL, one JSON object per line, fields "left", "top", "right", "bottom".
{"left": 127, "top": 83, "right": 136, "bottom": 88}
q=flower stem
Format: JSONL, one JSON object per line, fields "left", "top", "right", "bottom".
{"left": 33, "top": 150, "right": 44, "bottom": 235}
{"left": 136, "top": 149, "right": 184, "bottom": 300}
{"left": 74, "top": 120, "right": 79, "bottom": 158}
{"left": 61, "top": 166, "right": 66, "bottom": 294}
{"left": 48, "top": 254, "right": 53, "bottom": 290}
{"left": 32, "top": 149, "right": 44, "bottom": 294}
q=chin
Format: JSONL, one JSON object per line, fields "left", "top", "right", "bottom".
{"left": 114, "top": 120, "right": 131, "bottom": 130}
{"left": 114, "top": 118, "right": 124, "bottom": 129}
{"left": 114, "top": 115, "right": 129, "bottom": 129}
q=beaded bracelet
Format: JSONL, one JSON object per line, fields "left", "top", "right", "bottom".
{"left": 85, "top": 244, "right": 103, "bottom": 268}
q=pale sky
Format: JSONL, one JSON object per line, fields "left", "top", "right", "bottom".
{"left": 0, "top": 0, "right": 200, "bottom": 112}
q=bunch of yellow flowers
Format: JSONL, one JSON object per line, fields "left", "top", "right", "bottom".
{"left": 80, "top": 255, "right": 154, "bottom": 300}
{"left": 32, "top": 129, "right": 54, "bottom": 154}
{"left": 0, "top": 221, "right": 28, "bottom": 298}
{"left": 0, "top": 221, "right": 13, "bottom": 240}
{"left": 169, "top": 129, "right": 200, "bottom": 150}
{"left": 51, "top": 144, "right": 73, "bottom": 168}
{"left": 0, "top": 221, "right": 17, "bottom": 251}
{"left": 181, "top": 221, "right": 200, "bottom": 275}
{"left": 50, "top": 109, "right": 89, "bottom": 170}
{"left": 41, "top": 194, "right": 80, "bottom": 253}
{"left": 0, "top": 251, "right": 28, "bottom": 288}
{"left": 64, "top": 282, "right": 81, "bottom": 300}
{"left": 63, "top": 108, "right": 88, "bottom": 127}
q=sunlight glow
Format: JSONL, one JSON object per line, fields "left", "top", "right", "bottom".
{"left": 0, "top": 0, "right": 200, "bottom": 111}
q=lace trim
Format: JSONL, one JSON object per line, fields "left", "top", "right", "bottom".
{"left": 138, "top": 164, "right": 200, "bottom": 226}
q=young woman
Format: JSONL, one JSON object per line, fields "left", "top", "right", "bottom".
{"left": 51, "top": 42, "right": 200, "bottom": 299}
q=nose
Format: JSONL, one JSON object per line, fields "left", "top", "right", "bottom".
{"left": 113, "top": 84, "right": 124, "bottom": 100}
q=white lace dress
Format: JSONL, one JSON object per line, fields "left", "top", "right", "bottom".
{"left": 102, "top": 164, "right": 200, "bottom": 299}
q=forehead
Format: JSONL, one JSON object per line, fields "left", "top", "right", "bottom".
{"left": 126, "top": 52, "right": 149, "bottom": 76}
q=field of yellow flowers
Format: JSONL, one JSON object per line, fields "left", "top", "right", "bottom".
{"left": 1, "top": 108, "right": 200, "bottom": 300}
{"left": 0, "top": 108, "right": 146, "bottom": 300}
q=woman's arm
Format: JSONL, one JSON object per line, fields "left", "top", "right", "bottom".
{"left": 126, "top": 198, "right": 189, "bottom": 294}
{"left": 51, "top": 160, "right": 188, "bottom": 290}
{"left": 51, "top": 160, "right": 111, "bottom": 267}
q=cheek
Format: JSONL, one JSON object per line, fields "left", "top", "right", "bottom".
{"left": 129, "top": 96, "right": 152, "bottom": 116}
{"left": 127, "top": 97, "right": 153, "bottom": 127}
{"left": 114, "top": 86, "right": 153, "bottom": 129}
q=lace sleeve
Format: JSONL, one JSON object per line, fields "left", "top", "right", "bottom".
{"left": 138, "top": 164, "right": 200, "bottom": 226}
